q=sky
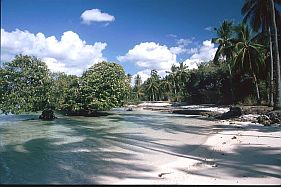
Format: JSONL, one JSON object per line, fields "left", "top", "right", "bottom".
{"left": 0, "top": 0, "right": 244, "bottom": 83}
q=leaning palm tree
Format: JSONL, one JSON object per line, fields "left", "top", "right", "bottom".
{"left": 212, "top": 20, "right": 236, "bottom": 103}
{"left": 233, "top": 23, "right": 266, "bottom": 104}
{"left": 241, "top": 0, "right": 281, "bottom": 107}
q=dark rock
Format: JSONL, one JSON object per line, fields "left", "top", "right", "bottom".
{"left": 126, "top": 107, "right": 133, "bottom": 111}
{"left": 257, "top": 115, "right": 271, "bottom": 126}
{"left": 216, "top": 106, "right": 242, "bottom": 120}
{"left": 39, "top": 109, "right": 57, "bottom": 121}
{"left": 266, "top": 111, "right": 281, "bottom": 124}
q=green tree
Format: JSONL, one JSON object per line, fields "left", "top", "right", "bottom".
{"left": 144, "top": 69, "right": 160, "bottom": 101}
{"left": 242, "top": 0, "right": 281, "bottom": 107}
{"left": 175, "top": 62, "right": 189, "bottom": 101}
{"left": 80, "top": 61, "right": 128, "bottom": 111}
{"left": 133, "top": 74, "right": 143, "bottom": 100}
{"left": 212, "top": 20, "right": 235, "bottom": 103}
{"left": 233, "top": 23, "right": 266, "bottom": 104}
{"left": 49, "top": 73, "right": 83, "bottom": 114}
{"left": 0, "top": 55, "right": 51, "bottom": 114}
{"left": 160, "top": 76, "right": 172, "bottom": 101}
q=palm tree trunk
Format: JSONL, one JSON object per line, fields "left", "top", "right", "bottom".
{"left": 173, "top": 80, "right": 177, "bottom": 102}
{"left": 270, "top": 0, "right": 281, "bottom": 110}
{"left": 227, "top": 63, "right": 235, "bottom": 104}
{"left": 268, "top": 27, "right": 274, "bottom": 107}
{"left": 248, "top": 51, "right": 261, "bottom": 105}
{"left": 253, "top": 72, "right": 261, "bottom": 105}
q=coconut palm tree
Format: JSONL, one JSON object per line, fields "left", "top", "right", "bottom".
{"left": 166, "top": 64, "right": 178, "bottom": 98}
{"left": 145, "top": 70, "right": 160, "bottom": 101}
{"left": 160, "top": 76, "right": 172, "bottom": 101}
{"left": 177, "top": 62, "right": 189, "bottom": 86}
{"left": 212, "top": 20, "right": 235, "bottom": 103}
{"left": 133, "top": 74, "right": 143, "bottom": 100}
{"left": 175, "top": 62, "right": 189, "bottom": 101}
{"left": 269, "top": 0, "right": 281, "bottom": 109}
{"left": 241, "top": 0, "right": 281, "bottom": 107}
{"left": 134, "top": 74, "right": 142, "bottom": 88}
{"left": 233, "top": 23, "right": 266, "bottom": 104}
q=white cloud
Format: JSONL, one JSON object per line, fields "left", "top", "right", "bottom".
{"left": 81, "top": 9, "right": 115, "bottom": 24}
{"left": 131, "top": 69, "right": 167, "bottom": 86}
{"left": 117, "top": 42, "right": 177, "bottom": 70}
{"left": 170, "top": 46, "right": 186, "bottom": 55}
{"left": 169, "top": 38, "right": 194, "bottom": 55}
{"left": 117, "top": 42, "right": 177, "bottom": 86}
{"left": 1, "top": 28, "right": 107, "bottom": 75}
{"left": 176, "top": 38, "right": 192, "bottom": 46}
{"left": 183, "top": 40, "right": 217, "bottom": 69}
{"left": 204, "top": 26, "right": 213, "bottom": 31}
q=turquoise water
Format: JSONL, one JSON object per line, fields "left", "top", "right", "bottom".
{"left": 0, "top": 110, "right": 211, "bottom": 184}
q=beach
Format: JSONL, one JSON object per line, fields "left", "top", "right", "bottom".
{"left": 0, "top": 104, "right": 280, "bottom": 184}
{"left": 115, "top": 103, "right": 281, "bottom": 184}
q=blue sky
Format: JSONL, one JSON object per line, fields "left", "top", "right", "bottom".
{"left": 1, "top": 0, "right": 244, "bottom": 82}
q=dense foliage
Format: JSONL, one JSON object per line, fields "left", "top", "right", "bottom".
{"left": 0, "top": 55, "right": 52, "bottom": 114}
{"left": 0, "top": 56, "right": 129, "bottom": 115}
{"left": 79, "top": 61, "right": 129, "bottom": 112}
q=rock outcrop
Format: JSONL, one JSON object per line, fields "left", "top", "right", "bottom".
{"left": 216, "top": 106, "right": 242, "bottom": 120}
{"left": 39, "top": 109, "right": 57, "bottom": 120}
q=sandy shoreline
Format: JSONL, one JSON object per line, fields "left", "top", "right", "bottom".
{"left": 114, "top": 103, "right": 281, "bottom": 185}
{"left": 115, "top": 120, "right": 281, "bottom": 185}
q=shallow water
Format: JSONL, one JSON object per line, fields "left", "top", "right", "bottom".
{"left": 0, "top": 110, "right": 212, "bottom": 184}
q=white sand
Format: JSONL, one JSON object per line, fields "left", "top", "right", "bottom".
{"left": 178, "top": 105, "right": 229, "bottom": 113}
{"left": 114, "top": 120, "right": 281, "bottom": 185}
{"left": 137, "top": 102, "right": 172, "bottom": 107}
{"left": 130, "top": 102, "right": 230, "bottom": 113}
{"left": 110, "top": 105, "right": 280, "bottom": 184}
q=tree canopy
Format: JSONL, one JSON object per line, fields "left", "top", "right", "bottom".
{"left": 0, "top": 56, "right": 129, "bottom": 115}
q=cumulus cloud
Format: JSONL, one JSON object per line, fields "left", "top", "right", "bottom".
{"left": 183, "top": 40, "right": 217, "bottom": 69}
{"left": 169, "top": 38, "right": 194, "bottom": 55}
{"left": 81, "top": 9, "right": 115, "bottom": 24}
{"left": 117, "top": 42, "right": 178, "bottom": 85}
{"left": 117, "top": 42, "right": 177, "bottom": 70}
{"left": 1, "top": 28, "right": 107, "bottom": 75}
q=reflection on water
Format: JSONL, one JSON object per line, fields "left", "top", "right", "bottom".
{"left": 0, "top": 110, "right": 210, "bottom": 184}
